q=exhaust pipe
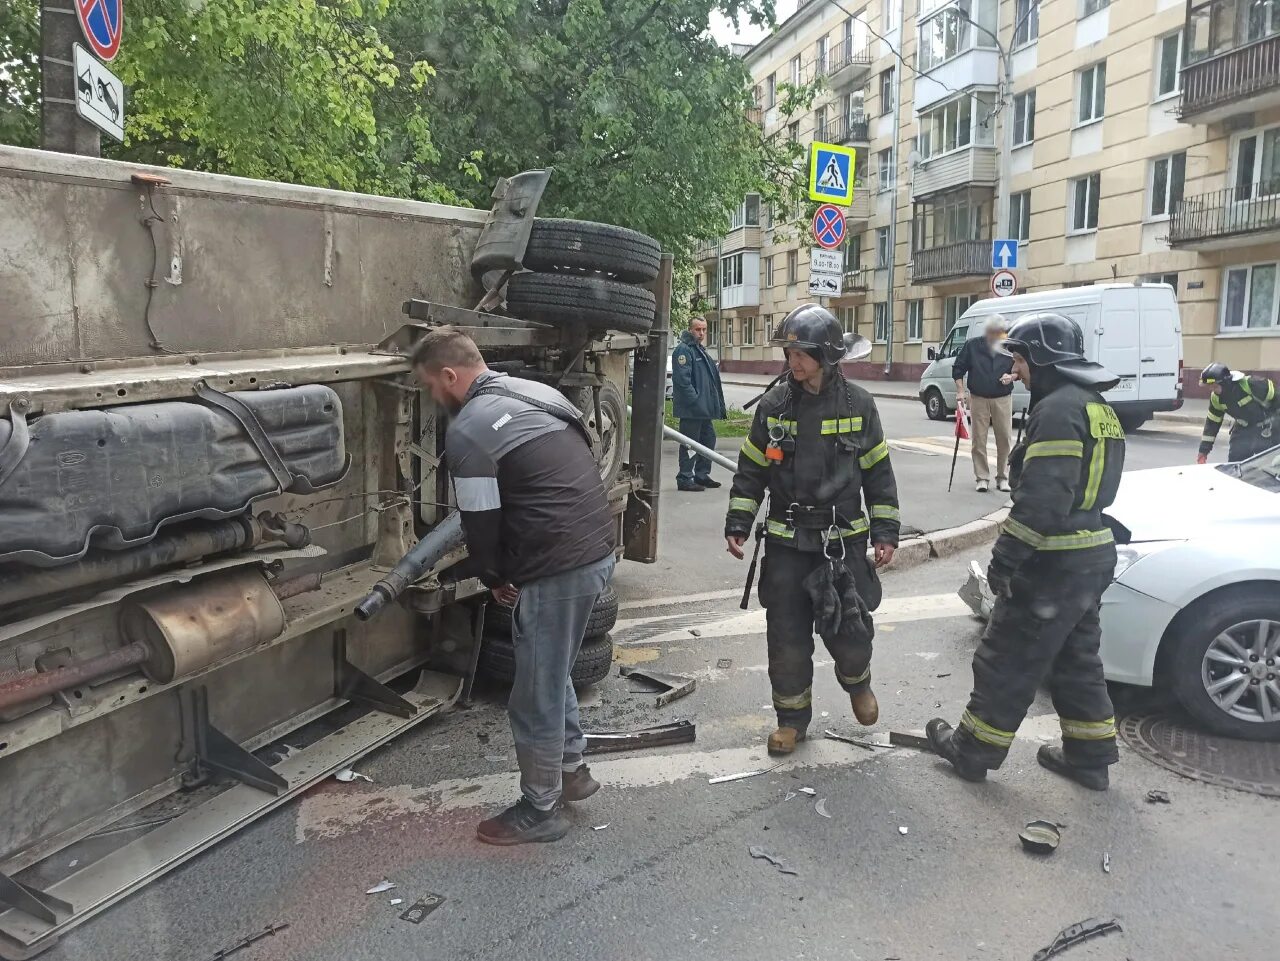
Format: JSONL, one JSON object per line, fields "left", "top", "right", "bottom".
{"left": 354, "top": 512, "right": 467, "bottom": 621}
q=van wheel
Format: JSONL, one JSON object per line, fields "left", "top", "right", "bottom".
{"left": 523, "top": 219, "right": 661, "bottom": 284}
{"left": 506, "top": 273, "right": 656, "bottom": 335}
{"left": 1118, "top": 411, "right": 1149, "bottom": 433}
{"left": 924, "top": 388, "right": 948, "bottom": 421}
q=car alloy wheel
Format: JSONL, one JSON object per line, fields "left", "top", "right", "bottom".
{"left": 1201, "top": 618, "right": 1280, "bottom": 724}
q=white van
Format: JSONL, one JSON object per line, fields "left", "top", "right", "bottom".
{"left": 917, "top": 283, "right": 1185, "bottom": 431}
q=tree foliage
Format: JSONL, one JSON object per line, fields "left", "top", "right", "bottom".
{"left": 0, "top": 0, "right": 40, "bottom": 148}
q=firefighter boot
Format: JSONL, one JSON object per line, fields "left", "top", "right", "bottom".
{"left": 767, "top": 727, "right": 806, "bottom": 756}
{"left": 850, "top": 688, "right": 879, "bottom": 725}
{"left": 1037, "top": 745, "right": 1109, "bottom": 792}
{"left": 925, "top": 718, "right": 987, "bottom": 782}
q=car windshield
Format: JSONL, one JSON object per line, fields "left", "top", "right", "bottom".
{"left": 1218, "top": 446, "right": 1280, "bottom": 492}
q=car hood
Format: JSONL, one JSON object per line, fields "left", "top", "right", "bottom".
{"left": 1108, "top": 464, "right": 1279, "bottom": 542}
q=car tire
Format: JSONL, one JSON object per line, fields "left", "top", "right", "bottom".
{"left": 1168, "top": 588, "right": 1280, "bottom": 741}
{"left": 484, "top": 584, "right": 619, "bottom": 637}
{"left": 524, "top": 219, "right": 661, "bottom": 284}
{"left": 924, "top": 388, "right": 949, "bottom": 421}
{"left": 479, "top": 632, "right": 615, "bottom": 688}
{"left": 1117, "top": 411, "right": 1149, "bottom": 433}
{"left": 506, "top": 272, "right": 656, "bottom": 335}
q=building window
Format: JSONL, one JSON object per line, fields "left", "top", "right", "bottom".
{"left": 1140, "top": 272, "right": 1178, "bottom": 291}
{"left": 1014, "top": 0, "right": 1039, "bottom": 47}
{"left": 725, "top": 319, "right": 735, "bottom": 347}
{"left": 1010, "top": 190, "right": 1031, "bottom": 241}
{"left": 1155, "top": 32, "right": 1182, "bottom": 99}
{"left": 877, "top": 148, "right": 894, "bottom": 191}
{"left": 912, "top": 187, "right": 992, "bottom": 250}
{"left": 1081, "top": 0, "right": 1111, "bottom": 16}
{"left": 787, "top": 121, "right": 800, "bottom": 145}
{"left": 1222, "top": 263, "right": 1280, "bottom": 330}
{"left": 815, "top": 105, "right": 828, "bottom": 142}
{"left": 743, "top": 317, "right": 756, "bottom": 345}
{"left": 874, "top": 303, "right": 890, "bottom": 343}
{"left": 787, "top": 250, "right": 798, "bottom": 284}
{"left": 816, "top": 35, "right": 828, "bottom": 76}
{"left": 906, "top": 300, "right": 924, "bottom": 342}
{"left": 884, "top": 0, "right": 899, "bottom": 31}
{"left": 1077, "top": 62, "right": 1107, "bottom": 125}
{"left": 917, "top": 93, "right": 996, "bottom": 160}
{"left": 919, "top": 0, "right": 999, "bottom": 73}
{"left": 944, "top": 294, "right": 978, "bottom": 331}
{"left": 879, "top": 68, "right": 895, "bottom": 115}
{"left": 708, "top": 319, "right": 720, "bottom": 346}
{"left": 1012, "top": 91, "right": 1035, "bottom": 146}
{"left": 720, "top": 253, "right": 744, "bottom": 290}
{"left": 1070, "top": 173, "right": 1101, "bottom": 232}
{"left": 876, "top": 227, "right": 891, "bottom": 268}
{"left": 844, "top": 235, "right": 861, "bottom": 271}
{"left": 1149, "top": 153, "right": 1186, "bottom": 219}
{"left": 765, "top": 255, "right": 775, "bottom": 287}
{"left": 839, "top": 306, "right": 855, "bottom": 333}
{"left": 1232, "top": 125, "right": 1280, "bottom": 201}
{"left": 766, "top": 73, "right": 776, "bottom": 108}
{"left": 790, "top": 55, "right": 801, "bottom": 88}
{"left": 728, "top": 194, "right": 760, "bottom": 230}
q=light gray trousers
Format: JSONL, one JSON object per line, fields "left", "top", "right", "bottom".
{"left": 509, "top": 554, "right": 615, "bottom": 809}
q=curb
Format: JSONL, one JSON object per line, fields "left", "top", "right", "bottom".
{"left": 874, "top": 507, "right": 1008, "bottom": 575}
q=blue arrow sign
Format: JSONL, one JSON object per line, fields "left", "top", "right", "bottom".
{"left": 991, "top": 239, "right": 1019, "bottom": 271}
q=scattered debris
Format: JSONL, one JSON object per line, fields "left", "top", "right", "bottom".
{"left": 208, "top": 923, "right": 290, "bottom": 960}
{"left": 709, "top": 764, "right": 779, "bottom": 785}
{"left": 1030, "top": 918, "right": 1122, "bottom": 960}
{"left": 936, "top": 672, "right": 951, "bottom": 678}
{"left": 784, "top": 790, "right": 797, "bottom": 801}
{"left": 484, "top": 755, "right": 507, "bottom": 763}
{"left": 584, "top": 720, "right": 696, "bottom": 755}
{"left": 889, "top": 730, "right": 932, "bottom": 751}
{"left": 592, "top": 824, "right": 610, "bottom": 831}
{"left": 399, "top": 894, "right": 446, "bottom": 924}
{"left": 797, "top": 786, "right": 817, "bottom": 796}
{"left": 1102, "top": 852, "right": 1111, "bottom": 874}
{"left": 716, "top": 658, "right": 733, "bottom": 669}
{"left": 477, "top": 732, "right": 490, "bottom": 743}
{"left": 820, "top": 711, "right": 829, "bottom": 718}
{"left": 824, "top": 729, "right": 887, "bottom": 751}
{"left": 1145, "top": 789, "right": 1171, "bottom": 804}
{"left": 1019, "top": 820, "right": 1061, "bottom": 855}
{"left": 68, "top": 859, "right": 78, "bottom": 868}
{"left": 619, "top": 665, "right": 696, "bottom": 707}
{"left": 689, "top": 629, "right": 702, "bottom": 637}
{"left": 748, "top": 845, "right": 798, "bottom": 876}
{"left": 366, "top": 879, "right": 397, "bottom": 895}
{"left": 390, "top": 898, "right": 403, "bottom": 906}
{"left": 898, "top": 826, "right": 909, "bottom": 836}
{"left": 815, "top": 799, "right": 831, "bottom": 819}
{"left": 333, "top": 768, "right": 372, "bottom": 783}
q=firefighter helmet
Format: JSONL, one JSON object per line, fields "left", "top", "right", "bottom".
{"left": 1200, "top": 362, "right": 1232, "bottom": 385}
{"left": 1000, "top": 311, "right": 1119, "bottom": 391}
{"left": 771, "top": 304, "right": 871, "bottom": 366}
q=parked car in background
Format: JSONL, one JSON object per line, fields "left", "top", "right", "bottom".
{"left": 961, "top": 446, "right": 1280, "bottom": 741}
{"left": 919, "top": 283, "right": 1184, "bottom": 432}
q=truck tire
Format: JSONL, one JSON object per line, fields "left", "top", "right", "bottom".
{"left": 479, "top": 633, "right": 615, "bottom": 688}
{"left": 923, "top": 388, "right": 949, "bottom": 421}
{"left": 484, "top": 584, "right": 619, "bottom": 637}
{"left": 524, "top": 219, "right": 661, "bottom": 284}
{"left": 588, "top": 383, "right": 625, "bottom": 491}
{"left": 506, "top": 273, "right": 655, "bottom": 335}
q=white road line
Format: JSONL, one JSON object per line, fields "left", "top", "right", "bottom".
{"left": 618, "top": 588, "right": 743, "bottom": 612}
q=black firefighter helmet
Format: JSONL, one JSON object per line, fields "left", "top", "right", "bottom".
{"left": 1200, "top": 362, "right": 1236, "bottom": 386}
{"left": 771, "top": 304, "right": 872, "bottom": 367}
{"left": 999, "top": 311, "right": 1120, "bottom": 392}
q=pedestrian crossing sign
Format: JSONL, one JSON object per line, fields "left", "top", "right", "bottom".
{"left": 808, "top": 142, "right": 856, "bottom": 206}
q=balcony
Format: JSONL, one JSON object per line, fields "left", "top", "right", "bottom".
{"left": 841, "top": 266, "right": 871, "bottom": 293}
{"left": 911, "top": 145, "right": 998, "bottom": 200}
{"left": 846, "top": 187, "right": 873, "bottom": 223}
{"left": 914, "top": 48, "right": 1000, "bottom": 113}
{"left": 819, "top": 114, "right": 870, "bottom": 147}
{"left": 1169, "top": 185, "right": 1280, "bottom": 249}
{"left": 695, "top": 223, "right": 762, "bottom": 263}
{"left": 910, "top": 240, "right": 990, "bottom": 285}
{"left": 1179, "top": 34, "right": 1280, "bottom": 122}
{"left": 825, "top": 41, "right": 873, "bottom": 90}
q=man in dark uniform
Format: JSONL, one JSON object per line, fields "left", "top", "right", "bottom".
{"left": 927, "top": 312, "right": 1125, "bottom": 791}
{"left": 724, "top": 305, "right": 900, "bottom": 756}
{"left": 671, "top": 316, "right": 728, "bottom": 491}
{"left": 1197, "top": 363, "right": 1277, "bottom": 464}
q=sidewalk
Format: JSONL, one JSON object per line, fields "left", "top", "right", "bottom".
{"left": 719, "top": 372, "right": 1207, "bottom": 425}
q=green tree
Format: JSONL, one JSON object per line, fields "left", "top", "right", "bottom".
{"left": 0, "top": 0, "right": 39, "bottom": 147}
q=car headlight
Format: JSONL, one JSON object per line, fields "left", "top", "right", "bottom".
{"left": 1113, "top": 541, "right": 1181, "bottom": 580}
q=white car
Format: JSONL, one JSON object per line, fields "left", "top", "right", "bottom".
{"left": 962, "top": 447, "right": 1280, "bottom": 740}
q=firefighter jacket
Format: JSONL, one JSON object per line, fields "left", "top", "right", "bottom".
{"left": 1199, "top": 375, "right": 1277, "bottom": 457}
{"left": 724, "top": 373, "right": 900, "bottom": 552}
{"left": 992, "top": 378, "right": 1126, "bottom": 575}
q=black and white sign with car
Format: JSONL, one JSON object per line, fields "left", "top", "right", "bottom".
{"left": 73, "top": 43, "right": 125, "bottom": 142}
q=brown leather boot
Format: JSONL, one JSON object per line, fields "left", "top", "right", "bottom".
{"left": 850, "top": 688, "right": 879, "bottom": 725}
{"left": 767, "top": 726, "right": 806, "bottom": 756}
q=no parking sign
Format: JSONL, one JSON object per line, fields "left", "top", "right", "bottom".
{"left": 76, "top": 0, "right": 124, "bottom": 62}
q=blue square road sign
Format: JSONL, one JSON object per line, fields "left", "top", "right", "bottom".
{"left": 991, "top": 239, "right": 1019, "bottom": 271}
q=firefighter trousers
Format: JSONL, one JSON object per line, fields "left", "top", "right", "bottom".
{"left": 759, "top": 542, "right": 876, "bottom": 731}
{"left": 954, "top": 560, "right": 1119, "bottom": 770}
{"left": 1228, "top": 424, "right": 1275, "bottom": 463}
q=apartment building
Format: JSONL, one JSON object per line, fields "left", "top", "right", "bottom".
{"left": 701, "top": 0, "right": 1280, "bottom": 392}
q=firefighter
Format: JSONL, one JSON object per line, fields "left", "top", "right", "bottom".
{"left": 1197, "top": 364, "right": 1277, "bottom": 464}
{"left": 927, "top": 312, "right": 1124, "bottom": 791}
{"left": 724, "top": 305, "right": 900, "bottom": 756}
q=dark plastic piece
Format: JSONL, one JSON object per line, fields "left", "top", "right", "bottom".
{"left": 470, "top": 169, "right": 552, "bottom": 281}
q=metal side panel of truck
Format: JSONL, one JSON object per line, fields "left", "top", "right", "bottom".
{"left": 0, "top": 145, "right": 668, "bottom": 958}
{"left": 918, "top": 283, "right": 1184, "bottom": 431}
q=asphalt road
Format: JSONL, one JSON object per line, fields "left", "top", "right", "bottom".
{"left": 55, "top": 467, "right": 1278, "bottom": 961}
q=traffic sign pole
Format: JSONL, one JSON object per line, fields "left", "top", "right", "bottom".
{"left": 41, "top": 5, "right": 100, "bottom": 156}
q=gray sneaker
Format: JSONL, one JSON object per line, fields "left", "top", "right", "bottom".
{"left": 562, "top": 764, "right": 601, "bottom": 802}
{"left": 476, "top": 798, "right": 571, "bottom": 845}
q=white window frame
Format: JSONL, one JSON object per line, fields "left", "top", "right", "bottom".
{"left": 1012, "top": 90, "right": 1035, "bottom": 147}
{"left": 815, "top": 105, "right": 828, "bottom": 142}
{"left": 874, "top": 302, "right": 890, "bottom": 344}
{"left": 876, "top": 227, "right": 891, "bottom": 268}
{"left": 1009, "top": 190, "right": 1031, "bottom": 241}
{"left": 1148, "top": 152, "right": 1186, "bottom": 221}
{"left": 944, "top": 294, "right": 978, "bottom": 334}
{"left": 1154, "top": 32, "right": 1182, "bottom": 101}
{"left": 720, "top": 252, "right": 744, "bottom": 290}
{"left": 1230, "top": 123, "right": 1280, "bottom": 203}
{"left": 917, "top": 92, "right": 996, "bottom": 161}
{"left": 816, "top": 35, "right": 828, "bottom": 75}
{"left": 884, "top": 0, "right": 900, "bottom": 32}
{"left": 1076, "top": 62, "right": 1107, "bottom": 127}
{"left": 787, "top": 249, "right": 798, "bottom": 285}
{"left": 765, "top": 255, "right": 775, "bottom": 287}
{"left": 877, "top": 148, "right": 894, "bottom": 192}
{"left": 1220, "top": 262, "right": 1280, "bottom": 333}
{"left": 1013, "top": 0, "right": 1039, "bottom": 49}
{"left": 766, "top": 73, "right": 777, "bottom": 108}
{"left": 1081, "top": 0, "right": 1111, "bottom": 17}
{"left": 790, "top": 56, "right": 801, "bottom": 88}
{"left": 725, "top": 318, "right": 734, "bottom": 347}
{"left": 906, "top": 300, "right": 924, "bottom": 342}
{"left": 918, "top": 0, "right": 999, "bottom": 73}
{"left": 742, "top": 316, "right": 756, "bottom": 346}
{"left": 879, "top": 68, "right": 895, "bottom": 116}
{"left": 1069, "top": 173, "right": 1101, "bottom": 234}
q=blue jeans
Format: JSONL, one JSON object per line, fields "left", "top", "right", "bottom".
{"left": 509, "top": 554, "right": 615, "bottom": 809}
{"left": 676, "top": 417, "right": 717, "bottom": 485}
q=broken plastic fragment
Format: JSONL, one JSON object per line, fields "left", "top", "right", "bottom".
{"left": 1145, "top": 789, "right": 1171, "bottom": 804}
{"left": 898, "top": 826, "right": 908, "bottom": 835}
{"left": 592, "top": 824, "right": 610, "bottom": 831}
{"left": 1019, "top": 820, "right": 1061, "bottom": 855}
{"left": 709, "top": 765, "right": 779, "bottom": 784}
{"left": 797, "top": 786, "right": 817, "bottom": 796}
{"left": 1102, "top": 852, "right": 1111, "bottom": 874}
{"left": 784, "top": 791, "right": 797, "bottom": 801}
{"left": 390, "top": 898, "right": 403, "bottom": 906}
{"left": 815, "top": 799, "right": 831, "bottom": 819}
{"left": 334, "top": 768, "right": 372, "bottom": 783}
{"left": 366, "top": 879, "right": 396, "bottom": 895}
{"left": 748, "top": 845, "right": 798, "bottom": 876}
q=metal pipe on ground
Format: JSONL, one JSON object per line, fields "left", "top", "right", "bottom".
{"left": 625, "top": 405, "right": 737, "bottom": 472}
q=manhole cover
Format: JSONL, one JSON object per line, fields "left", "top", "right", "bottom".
{"left": 1119, "top": 714, "right": 1280, "bottom": 798}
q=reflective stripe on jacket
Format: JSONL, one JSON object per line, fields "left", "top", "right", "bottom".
{"left": 1200, "top": 375, "right": 1277, "bottom": 456}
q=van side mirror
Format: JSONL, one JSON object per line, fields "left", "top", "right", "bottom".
{"left": 926, "top": 346, "right": 937, "bottom": 361}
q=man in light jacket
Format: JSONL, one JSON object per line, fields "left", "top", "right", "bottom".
{"left": 671, "top": 316, "right": 728, "bottom": 492}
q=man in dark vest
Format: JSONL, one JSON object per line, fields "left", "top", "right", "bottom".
{"left": 671, "top": 316, "right": 728, "bottom": 491}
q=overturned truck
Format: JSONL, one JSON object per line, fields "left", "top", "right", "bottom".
{"left": 0, "top": 148, "right": 669, "bottom": 957}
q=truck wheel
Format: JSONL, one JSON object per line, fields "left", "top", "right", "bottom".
{"left": 924, "top": 388, "right": 948, "bottom": 421}
{"left": 1118, "top": 411, "right": 1149, "bottom": 433}
{"left": 484, "top": 584, "right": 619, "bottom": 636}
{"left": 506, "top": 273, "right": 656, "bottom": 335}
{"left": 588, "top": 383, "right": 625, "bottom": 490}
{"left": 1168, "top": 588, "right": 1280, "bottom": 741}
{"left": 524, "top": 219, "right": 661, "bottom": 284}
{"left": 479, "top": 633, "right": 615, "bottom": 688}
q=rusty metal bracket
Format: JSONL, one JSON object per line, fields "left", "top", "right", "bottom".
{"left": 179, "top": 686, "right": 288, "bottom": 796}
{"left": 0, "top": 871, "right": 72, "bottom": 926}
{"left": 333, "top": 629, "right": 418, "bottom": 719}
